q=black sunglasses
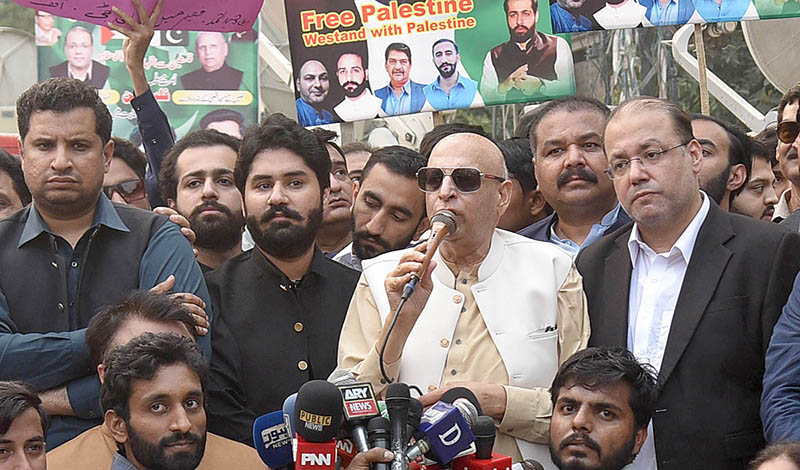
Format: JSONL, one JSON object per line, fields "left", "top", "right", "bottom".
{"left": 103, "top": 179, "right": 145, "bottom": 203}
{"left": 778, "top": 120, "right": 800, "bottom": 144}
{"left": 416, "top": 167, "right": 505, "bottom": 194}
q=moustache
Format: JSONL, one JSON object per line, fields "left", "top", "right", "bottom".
{"left": 343, "top": 81, "right": 360, "bottom": 89}
{"left": 190, "top": 200, "right": 232, "bottom": 218}
{"left": 559, "top": 432, "right": 602, "bottom": 454}
{"left": 557, "top": 167, "right": 598, "bottom": 188}
{"left": 160, "top": 431, "right": 201, "bottom": 448}
{"left": 260, "top": 204, "right": 304, "bottom": 223}
{"left": 353, "top": 230, "right": 391, "bottom": 251}
{"left": 787, "top": 147, "right": 799, "bottom": 160}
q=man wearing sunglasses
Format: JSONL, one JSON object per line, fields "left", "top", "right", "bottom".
{"left": 339, "top": 131, "right": 590, "bottom": 466}
{"left": 773, "top": 85, "right": 800, "bottom": 226}
{"left": 103, "top": 137, "right": 149, "bottom": 211}
{"left": 575, "top": 97, "right": 800, "bottom": 470}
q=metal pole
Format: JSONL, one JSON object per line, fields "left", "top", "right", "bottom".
{"left": 693, "top": 24, "right": 711, "bottom": 115}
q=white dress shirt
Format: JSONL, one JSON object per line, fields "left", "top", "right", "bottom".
{"left": 626, "top": 192, "right": 710, "bottom": 470}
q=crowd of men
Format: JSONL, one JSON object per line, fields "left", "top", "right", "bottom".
{"left": 4, "top": 2, "right": 800, "bottom": 470}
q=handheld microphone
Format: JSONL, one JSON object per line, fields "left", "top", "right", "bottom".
{"left": 439, "top": 388, "right": 481, "bottom": 430}
{"left": 328, "top": 369, "right": 380, "bottom": 453}
{"left": 294, "top": 380, "right": 344, "bottom": 470}
{"left": 451, "top": 416, "right": 511, "bottom": 470}
{"left": 406, "top": 398, "right": 424, "bottom": 445}
{"left": 386, "top": 383, "right": 411, "bottom": 470}
{"left": 368, "top": 417, "right": 391, "bottom": 470}
{"left": 253, "top": 410, "right": 293, "bottom": 470}
{"left": 402, "top": 210, "right": 457, "bottom": 300}
{"left": 405, "top": 401, "right": 475, "bottom": 465}
{"left": 283, "top": 393, "right": 298, "bottom": 437}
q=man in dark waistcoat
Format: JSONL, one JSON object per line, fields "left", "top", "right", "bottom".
{"left": 0, "top": 77, "right": 211, "bottom": 450}
{"left": 205, "top": 113, "right": 359, "bottom": 445}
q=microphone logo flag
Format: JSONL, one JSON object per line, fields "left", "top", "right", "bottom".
{"left": 261, "top": 422, "right": 291, "bottom": 450}
{"left": 300, "top": 453, "right": 334, "bottom": 466}
{"left": 340, "top": 383, "right": 379, "bottom": 419}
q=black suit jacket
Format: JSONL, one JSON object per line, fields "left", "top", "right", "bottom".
{"left": 49, "top": 60, "right": 109, "bottom": 89}
{"left": 180, "top": 63, "right": 243, "bottom": 91}
{"left": 576, "top": 201, "right": 800, "bottom": 470}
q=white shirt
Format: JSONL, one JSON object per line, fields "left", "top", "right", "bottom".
{"left": 334, "top": 91, "right": 384, "bottom": 122}
{"left": 775, "top": 187, "right": 793, "bottom": 220}
{"left": 593, "top": 0, "right": 648, "bottom": 29}
{"left": 626, "top": 192, "right": 710, "bottom": 470}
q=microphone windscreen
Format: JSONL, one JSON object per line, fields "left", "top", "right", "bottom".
{"left": 408, "top": 398, "right": 424, "bottom": 428}
{"left": 431, "top": 210, "right": 457, "bottom": 234}
{"left": 440, "top": 387, "right": 483, "bottom": 416}
{"left": 295, "top": 380, "right": 344, "bottom": 442}
{"left": 385, "top": 382, "right": 410, "bottom": 400}
{"left": 368, "top": 416, "right": 391, "bottom": 436}
{"left": 253, "top": 411, "right": 293, "bottom": 468}
{"left": 328, "top": 369, "right": 358, "bottom": 386}
{"left": 282, "top": 393, "right": 297, "bottom": 436}
{"left": 519, "top": 459, "right": 545, "bottom": 470}
{"left": 473, "top": 415, "right": 496, "bottom": 439}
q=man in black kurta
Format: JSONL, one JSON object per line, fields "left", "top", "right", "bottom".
{"left": 205, "top": 113, "right": 359, "bottom": 445}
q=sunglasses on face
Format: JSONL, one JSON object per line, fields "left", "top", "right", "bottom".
{"left": 416, "top": 167, "right": 506, "bottom": 194}
{"left": 103, "top": 179, "right": 145, "bottom": 203}
{"left": 778, "top": 120, "right": 800, "bottom": 144}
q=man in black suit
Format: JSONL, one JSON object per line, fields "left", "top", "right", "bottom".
{"left": 180, "top": 32, "right": 243, "bottom": 91}
{"left": 575, "top": 97, "right": 800, "bottom": 470}
{"left": 49, "top": 26, "right": 109, "bottom": 89}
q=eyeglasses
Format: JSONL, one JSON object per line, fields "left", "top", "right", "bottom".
{"left": 103, "top": 179, "right": 146, "bottom": 203}
{"left": 416, "top": 167, "right": 506, "bottom": 194}
{"left": 605, "top": 142, "right": 689, "bottom": 179}
{"left": 778, "top": 120, "right": 800, "bottom": 144}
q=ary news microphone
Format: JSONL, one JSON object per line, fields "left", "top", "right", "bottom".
{"left": 451, "top": 416, "right": 511, "bottom": 470}
{"left": 401, "top": 210, "right": 457, "bottom": 300}
{"left": 253, "top": 410, "right": 293, "bottom": 470}
{"left": 368, "top": 417, "right": 392, "bottom": 470}
{"left": 294, "top": 380, "right": 344, "bottom": 470}
{"left": 328, "top": 369, "right": 381, "bottom": 454}
{"left": 386, "top": 383, "right": 411, "bottom": 470}
{"left": 405, "top": 401, "right": 475, "bottom": 465}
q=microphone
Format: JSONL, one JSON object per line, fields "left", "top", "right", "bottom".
{"left": 386, "top": 383, "right": 411, "bottom": 470}
{"left": 294, "top": 380, "right": 344, "bottom": 470}
{"left": 451, "top": 416, "right": 511, "bottom": 470}
{"left": 402, "top": 210, "right": 457, "bottom": 300}
{"left": 283, "top": 393, "right": 298, "bottom": 437}
{"left": 328, "top": 369, "right": 380, "bottom": 454}
{"left": 253, "top": 410, "right": 293, "bottom": 470}
{"left": 405, "top": 401, "right": 475, "bottom": 465}
{"left": 368, "top": 417, "right": 391, "bottom": 470}
{"left": 406, "top": 398, "right": 424, "bottom": 445}
{"left": 439, "top": 388, "right": 482, "bottom": 428}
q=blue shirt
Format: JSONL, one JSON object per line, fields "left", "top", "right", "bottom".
{"left": 295, "top": 98, "right": 334, "bottom": 127}
{"left": 382, "top": 81, "right": 413, "bottom": 115}
{"left": 648, "top": 0, "right": 682, "bottom": 23}
{"left": 0, "top": 194, "right": 211, "bottom": 448}
{"left": 111, "top": 452, "right": 139, "bottom": 470}
{"left": 694, "top": 0, "right": 750, "bottom": 21}
{"left": 550, "top": 2, "right": 593, "bottom": 32}
{"left": 423, "top": 74, "right": 479, "bottom": 111}
{"left": 549, "top": 204, "right": 624, "bottom": 257}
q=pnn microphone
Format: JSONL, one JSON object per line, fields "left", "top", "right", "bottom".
{"left": 386, "top": 383, "right": 411, "bottom": 470}
{"left": 402, "top": 210, "right": 457, "bottom": 300}
{"left": 253, "top": 410, "right": 293, "bottom": 470}
{"left": 294, "top": 380, "right": 344, "bottom": 470}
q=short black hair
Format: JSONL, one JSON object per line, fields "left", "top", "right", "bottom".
{"left": 100, "top": 332, "right": 207, "bottom": 421}
{"left": 528, "top": 97, "right": 609, "bottom": 151}
{"left": 550, "top": 347, "right": 659, "bottom": 431}
{"left": 200, "top": 108, "right": 245, "bottom": 137}
{"left": 17, "top": 78, "right": 112, "bottom": 145}
{"left": 432, "top": 38, "right": 458, "bottom": 54}
{"left": 111, "top": 137, "right": 147, "bottom": 180}
{"left": 778, "top": 83, "right": 800, "bottom": 123}
{"left": 690, "top": 113, "right": 752, "bottom": 197}
{"left": 341, "top": 141, "right": 372, "bottom": 156}
{"left": 755, "top": 125, "right": 779, "bottom": 168}
{"left": 86, "top": 290, "right": 197, "bottom": 368}
{"left": 362, "top": 145, "right": 427, "bottom": 183}
{"left": 235, "top": 113, "right": 331, "bottom": 194}
{"left": 504, "top": 0, "right": 538, "bottom": 13}
{"left": 749, "top": 138, "right": 770, "bottom": 165}
{"left": 385, "top": 43, "right": 412, "bottom": 63}
{"left": 0, "top": 150, "right": 31, "bottom": 206}
{"left": 750, "top": 442, "right": 800, "bottom": 469}
{"left": 419, "top": 123, "right": 490, "bottom": 158}
{"left": 159, "top": 129, "right": 241, "bottom": 202}
{"left": 498, "top": 138, "right": 537, "bottom": 194}
{"left": 312, "top": 128, "right": 346, "bottom": 161}
{"left": 0, "top": 381, "right": 48, "bottom": 436}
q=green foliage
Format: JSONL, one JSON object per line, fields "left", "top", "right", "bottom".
{"left": 0, "top": 1, "right": 33, "bottom": 34}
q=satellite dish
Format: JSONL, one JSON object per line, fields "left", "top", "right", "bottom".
{"left": 742, "top": 17, "right": 800, "bottom": 93}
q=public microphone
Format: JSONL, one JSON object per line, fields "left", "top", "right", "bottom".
{"left": 368, "top": 417, "right": 391, "bottom": 470}
{"left": 451, "top": 416, "right": 511, "bottom": 470}
{"left": 294, "top": 380, "right": 344, "bottom": 470}
{"left": 253, "top": 410, "right": 293, "bottom": 470}
{"left": 386, "top": 383, "right": 411, "bottom": 470}
{"left": 402, "top": 210, "right": 457, "bottom": 300}
{"left": 328, "top": 369, "right": 381, "bottom": 453}
{"left": 405, "top": 401, "right": 476, "bottom": 465}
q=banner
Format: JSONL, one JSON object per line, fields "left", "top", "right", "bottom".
{"left": 548, "top": 0, "right": 799, "bottom": 32}
{"left": 36, "top": 13, "right": 259, "bottom": 142}
{"left": 284, "top": 0, "right": 576, "bottom": 126}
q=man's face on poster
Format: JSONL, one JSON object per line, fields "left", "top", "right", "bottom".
{"left": 506, "top": 0, "right": 537, "bottom": 43}
{"left": 433, "top": 41, "right": 459, "bottom": 79}
{"left": 196, "top": 32, "right": 229, "bottom": 73}
{"left": 556, "top": 0, "right": 587, "bottom": 10}
{"left": 36, "top": 11, "right": 55, "bottom": 31}
{"left": 297, "top": 60, "right": 330, "bottom": 105}
{"left": 65, "top": 28, "right": 93, "bottom": 69}
{"left": 385, "top": 49, "right": 411, "bottom": 88}
{"left": 337, "top": 53, "right": 369, "bottom": 98}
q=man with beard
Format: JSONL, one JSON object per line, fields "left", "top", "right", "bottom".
{"left": 159, "top": 130, "right": 244, "bottom": 271}
{"left": 480, "top": 0, "right": 574, "bottom": 103}
{"left": 334, "top": 52, "right": 384, "bottom": 122}
{"left": 314, "top": 129, "right": 354, "bottom": 257}
{"left": 690, "top": 114, "right": 749, "bottom": 212}
{"left": 550, "top": 0, "right": 592, "bottom": 33}
{"left": 731, "top": 139, "right": 779, "bottom": 221}
{"left": 423, "top": 39, "right": 483, "bottom": 111}
{"left": 334, "top": 145, "right": 429, "bottom": 271}
{"left": 101, "top": 333, "right": 208, "bottom": 470}
{"left": 205, "top": 114, "right": 360, "bottom": 445}
{"left": 548, "top": 347, "right": 657, "bottom": 470}
{"left": 296, "top": 60, "right": 334, "bottom": 127}
{"left": 374, "top": 43, "right": 427, "bottom": 116}
{"left": 519, "top": 97, "right": 630, "bottom": 257}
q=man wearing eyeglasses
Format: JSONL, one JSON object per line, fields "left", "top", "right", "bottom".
{"left": 575, "top": 97, "right": 800, "bottom": 470}
{"left": 338, "top": 131, "right": 590, "bottom": 467}
{"left": 103, "top": 137, "right": 150, "bottom": 211}
{"left": 773, "top": 85, "right": 800, "bottom": 226}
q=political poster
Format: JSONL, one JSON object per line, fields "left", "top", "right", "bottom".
{"left": 284, "top": 0, "right": 576, "bottom": 126}
{"left": 35, "top": 13, "right": 259, "bottom": 141}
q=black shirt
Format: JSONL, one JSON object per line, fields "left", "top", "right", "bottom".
{"left": 205, "top": 247, "right": 359, "bottom": 445}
